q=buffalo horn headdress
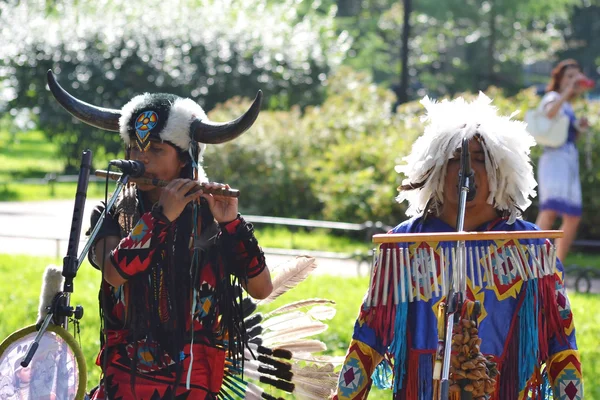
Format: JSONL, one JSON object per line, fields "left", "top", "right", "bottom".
{"left": 46, "top": 70, "right": 262, "bottom": 153}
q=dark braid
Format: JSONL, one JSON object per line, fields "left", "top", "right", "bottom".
{"left": 122, "top": 151, "right": 196, "bottom": 398}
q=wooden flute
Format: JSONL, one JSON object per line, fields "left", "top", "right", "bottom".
{"left": 95, "top": 170, "right": 240, "bottom": 198}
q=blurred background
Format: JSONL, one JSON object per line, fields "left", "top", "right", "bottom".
{"left": 0, "top": 0, "right": 599, "bottom": 398}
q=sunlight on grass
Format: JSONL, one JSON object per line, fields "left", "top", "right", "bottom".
{"left": 0, "top": 254, "right": 598, "bottom": 398}
{"left": 0, "top": 130, "right": 63, "bottom": 179}
{"left": 254, "top": 226, "right": 369, "bottom": 253}
{"left": 0, "top": 129, "right": 114, "bottom": 200}
{"left": 0, "top": 182, "right": 115, "bottom": 201}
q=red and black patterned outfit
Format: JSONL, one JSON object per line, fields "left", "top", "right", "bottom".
{"left": 87, "top": 193, "right": 265, "bottom": 400}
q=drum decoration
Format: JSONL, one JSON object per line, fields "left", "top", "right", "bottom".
{"left": 0, "top": 325, "right": 87, "bottom": 400}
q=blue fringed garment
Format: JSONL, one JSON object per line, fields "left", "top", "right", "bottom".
{"left": 333, "top": 216, "right": 582, "bottom": 400}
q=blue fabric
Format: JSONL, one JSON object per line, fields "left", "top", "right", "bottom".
{"left": 538, "top": 142, "right": 582, "bottom": 217}
{"left": 563, "top": 104, "right": 577, "bottom": 144}
{"left": 349, "top": 215, "right": 579, "bottom": 397}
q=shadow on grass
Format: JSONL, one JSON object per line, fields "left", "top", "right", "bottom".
{"left": 0, "top": 184, "right": 19, "bottom": 201}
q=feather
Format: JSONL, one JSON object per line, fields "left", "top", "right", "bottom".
{"left": 291, "top": 354, "right": 346, "bottom": 365}
{"left": 264, "top": 299, "right": 335, "bottom": 318}
{"left": 262, "top": 305, "right": 336, "bottom": 331}
{"left": 292, "top": 363, "right": 336, "bottom": 375}
{"left": 245, "top": 382, "right": 265, "bottom": 399}
{"left": 307, "top": 305, "right": 336, "bottom": 321}
{"left": 273, "top": 339, "right": 327, "bottom": 354}
{"left": 293, "top": 376, "right": 337, "bottom": 400}
{"left": 262, "top": 322, "right": 328, "bottom": 345}
{"left": 264, "top": 315, "right": 314, "bottom": 332}
{"left": 259, "top": 257, "right": 318, "bottom": 305}
{"left": 261, "top": 311, "right": 306, "bottom": 330}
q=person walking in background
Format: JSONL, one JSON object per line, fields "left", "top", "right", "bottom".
{"left": 535, "top": 59, "right": 593, "bottom": 262}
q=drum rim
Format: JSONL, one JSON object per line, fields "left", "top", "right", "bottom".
{"left": 0, "top": 324, "right": 88, "bottom": 400}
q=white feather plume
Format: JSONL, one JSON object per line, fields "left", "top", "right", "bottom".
{"left": 261, "top": 311, "right": 306, "bottom": 330}
{"left": 395, "top": 92, "right": 537, "bottom": 223}
{"left": 262, "top": 322, "right": 328, "bottom": 345}
{"left": 273, "top": 339, "right": 328, "bottom": 354}
{"left": 264, "top": 299, "right": 335, "bottom": 318}
{"left": 307, "top": 305, "right": 336, "bottom": 321}
{"left": 259, "top": 257, "right": 318, "bottom": 305}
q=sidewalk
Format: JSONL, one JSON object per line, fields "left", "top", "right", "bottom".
{"left": 0, "top": 200, "right": 598, "bottom": 292}
{"left": 0, "top": 199, "right": 358, "bottom": 276}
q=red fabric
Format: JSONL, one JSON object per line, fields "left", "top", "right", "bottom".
{"left": 111, "top": 212, "right": 169, "bottom": 278}
{"left": 91, "top": 342, "right": 226, "bottom": 400}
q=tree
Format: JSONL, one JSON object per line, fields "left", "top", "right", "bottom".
{"left": 0, "top": 0, "right": 350, "bottom": 169}
{"left": 395, "top": 0, "right": 412, "bottom": 106}
{"left": 414, "top": 0, "right": 579, "bottom": 92}
{"left": 557, "top": 3, "right": 600, "bottom": 80}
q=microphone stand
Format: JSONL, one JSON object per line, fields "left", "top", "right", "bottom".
{"left": 439, "top": 138, "right": 474, "bottom": 400}
{"left": 22, "top": 152, "right": 131, "bottom": 367}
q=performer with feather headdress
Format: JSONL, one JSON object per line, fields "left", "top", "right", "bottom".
{"left": 333, "top": 93, "right": 582, "bottom": 399}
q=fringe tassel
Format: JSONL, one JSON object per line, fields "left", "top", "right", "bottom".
{"left": 541, "top": 366, "right": 553, "bottom": 400}
{"left": 405, "top": 350, "right": 419, "bottom": 400}
{"left": 541, "top": 274, "right": 568, "bottom": 347}
{"left": 499, "top": 313, "right": 520, "bottom": 400}
{"left": 518, "top": 280, "right": 539, "bottom": 390}
{"left": 370, "top": 244, "right": 397, "bottom": 345}
{"left": 371, "top": 358, "right": 393, "bottom": 390}
{"left": 389, "top": 278, "right": 409, "bottom": 394}
{"left": 418, "top": 353, "right": 433, "bottom": 400}
{"left": 537, "top": 279, "right": 550, "bottom": 363}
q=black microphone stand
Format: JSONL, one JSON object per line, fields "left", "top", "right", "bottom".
{"left": 439, "top": 138, "right": 474, "bottom": 400}
{"left": 22, "top": 151, "right": 131, "bottom": 367}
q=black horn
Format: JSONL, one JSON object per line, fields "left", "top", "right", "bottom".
{"left": 46, "top": 70, "right": 121, "bottom": 132}
{"left": 190, "top": 90, "right": 262, "bottom": 144}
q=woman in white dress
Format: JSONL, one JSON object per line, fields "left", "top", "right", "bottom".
{"left": 535, "top": 59, "right": 592, "bottom": 261}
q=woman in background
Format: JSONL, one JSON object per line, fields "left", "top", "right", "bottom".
{"left": 535, "top": 59, "right": 592, "bottom": 261}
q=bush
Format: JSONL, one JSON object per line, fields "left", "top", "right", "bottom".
{"left": 0, "top": 0, "right": 350, "bottom": 169}
{"left": 206, "top": 68, "right": 600, "bottom": 240}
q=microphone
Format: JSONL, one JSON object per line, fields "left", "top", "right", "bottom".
{"left": 109, "top": 160, "right": 145, "bottom": 178}
{"left": 459, "top": 139, "right": 477, "bottom": 201}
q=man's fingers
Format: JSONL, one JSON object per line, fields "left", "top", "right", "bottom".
{"left": 165, "top": 178, "right": 189, "bottom": 191}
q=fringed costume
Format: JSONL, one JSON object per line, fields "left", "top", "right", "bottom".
{"left": 334, "top": 93, "right": 582, "bottom": 399}
{"left": 87, "top": 189, "right": 264, "bottom": 399}
{"left": 334, "top": 216, "right": 582, "bottom": 399}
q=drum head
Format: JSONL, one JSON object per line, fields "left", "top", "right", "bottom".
{"left": 0, "top": 325, "right": 87, "bottom": 400}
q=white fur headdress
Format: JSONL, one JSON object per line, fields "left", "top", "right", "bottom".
{"left": 395, "top": 92, "right": 537, "bottom": 224}
{"left": 119, "top": 93, "right": 208, "bottom": 157}
{"left": 46, "top": 70, "right": 263, "bottom": 173}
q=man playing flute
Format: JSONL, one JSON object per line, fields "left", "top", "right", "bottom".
{"left": 47, "top": 71, "right": 273, "bottom": 399}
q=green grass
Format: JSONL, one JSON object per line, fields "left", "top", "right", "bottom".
{"left": 0, "top": 254, "right": 598, "bottom": 399}
{"left": 0, "top": 130, "right": 63, "bottom": 180}
{"left": 254, "top": 226, "right": 370, "bottom": 254}
{"left": 0, "top": 129, "right": 113, "bottom": 201}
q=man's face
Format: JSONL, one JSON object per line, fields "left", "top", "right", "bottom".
{"left": 443, "top": 138, "right": 490, "bottom": 213}
{"left": 129, "top": 140, "right": 186, "bottom": 191}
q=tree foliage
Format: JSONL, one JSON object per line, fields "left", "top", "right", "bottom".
{"left": 0, "top": 0, "right": 350, "bottom": 169}
{"left": 207, "top": 67, "right": 600, "bottom": 240}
